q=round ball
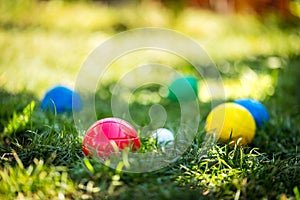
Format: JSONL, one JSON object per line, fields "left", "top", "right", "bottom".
{"left": 234, "top": 98, "right": 269, "bottom": 129}
{"left": 82, "top": 118, "right": 141, "bottom": 157}
{"left": 167, "top": 76, "right": 198, "bottom": 102}
{"left": 205, "top": 103, "right": 256, "bottom": 146}
{"left": 151, "top": 128, "right": 174, "bottom": 145}
{"left": 41, "top": 85, "right": 82, "bottom": 113}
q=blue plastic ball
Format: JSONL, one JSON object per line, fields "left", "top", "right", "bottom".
{"left": 234, "top": 98, "right": 269, "bottom": 129}
{"left": 41, "top": 85, "right": 82, "bottom": 113}
{"left": 167, "top": 76, "right": 198, "bottom": 102}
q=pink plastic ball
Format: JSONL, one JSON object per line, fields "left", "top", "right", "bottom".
{"left": 82, "top": 118, "right": 141, "bottom": 158}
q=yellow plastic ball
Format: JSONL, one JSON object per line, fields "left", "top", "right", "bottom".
{"left": 205, "top": 102, "right": 256, "bottom": 146}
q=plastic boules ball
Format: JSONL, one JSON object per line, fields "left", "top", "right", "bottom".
{"left": 234, "top": 98, "right": 269, "bottom": 129}
{"left": 151, "top": 128, "right": 174, "bottom": 145}
{"left": 167, "top": 76, "right": 198, "bottom": 102}
{"left": 82, "top": 118, "right": 141, "bottom": 158}
{"left": 205, "top": 103, "right": 256, "bottom": 146}
{"left": 41, "top": 85, "right": 82, "bottom": 113}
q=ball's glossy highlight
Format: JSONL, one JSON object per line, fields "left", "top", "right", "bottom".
{"left": 41, "top": 85, "right": 82, "bottom": 113}
{"left": 82, "top": 118, "right": 141, "bottom": 158}
{"left": 205, "top": 103, "right": 256, "bottom": 146}
{"left": 234, "top": 98, "right": 269, "bottom": 129}
{"left": 167, "top": 76, "right": 198, "bottom": 102}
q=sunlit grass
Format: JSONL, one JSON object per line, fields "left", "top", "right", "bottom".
{"left": 0, "top": 30, "right": 107, "bottom": 97}
{"left": 199, "top": 71, "right": 276, "bottom": 102}
{"left": 0, "top": 154, "right": 77, "bottom": 199}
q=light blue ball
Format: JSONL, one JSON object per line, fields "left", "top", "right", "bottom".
{"left": 234, "top": 98, "right": 269, "bottom": 129}
{"left": 41, "top": 85, "right": 82, "bottom": 113}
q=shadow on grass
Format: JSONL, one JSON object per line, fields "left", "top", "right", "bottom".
{"left": 270, "top": 54, "right": 300, "bottom": 111}
{"left": 0, "top": 88, "right": 38, "bottom": 132}
{"left": 254, "top": 55, "right": 300, "bottom": 154}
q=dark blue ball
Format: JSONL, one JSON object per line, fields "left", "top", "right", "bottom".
{"left": 41, "top": 85, "right": 82, "bottom": 113}
{"left": 234, "top": 98, "right": 269, "bottom": 129}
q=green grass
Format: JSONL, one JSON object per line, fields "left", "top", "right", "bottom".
{"left": 1, "top": 0, "right": 300, "bottom": 199}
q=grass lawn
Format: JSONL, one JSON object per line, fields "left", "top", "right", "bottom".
{"left": 0, "top": 1, "right": 300, "bottom": 199}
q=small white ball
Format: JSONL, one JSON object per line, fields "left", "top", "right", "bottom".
{"left": 152, "top": 128, "right": 174, "bottom": 145}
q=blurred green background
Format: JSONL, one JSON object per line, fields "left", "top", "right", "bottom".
{"left": 1, "top": 0, "right": 299, "bottom": 101}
